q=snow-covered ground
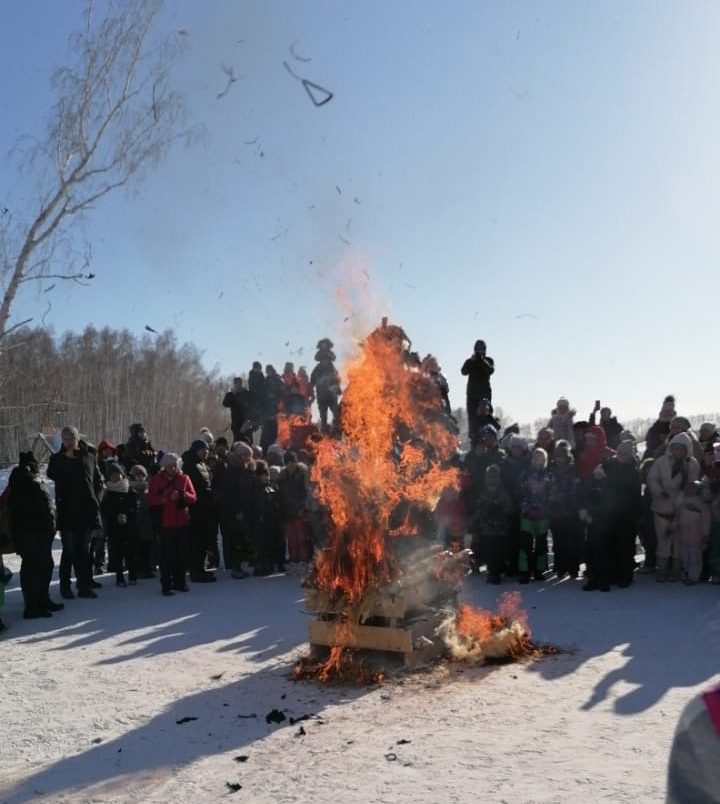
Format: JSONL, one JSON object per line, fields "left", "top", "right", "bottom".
{"left": 1, "top": 544, "right": 718, "bottom": 804}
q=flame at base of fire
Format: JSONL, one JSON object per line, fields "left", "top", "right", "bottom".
{"left": 294, "top": 592, "right": 557, "bottom": 685}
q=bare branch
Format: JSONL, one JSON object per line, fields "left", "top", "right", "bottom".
{"left": 0, "top": 318, "right": 33, "bottom": 339}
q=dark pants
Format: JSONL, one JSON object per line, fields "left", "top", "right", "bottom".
{"left": 260, "top": 417, "right": 278, "bottom": 453}
{"left": 585, "top": 524, "right": 610, "bottom": 587}
{"left": 550, "top": 517, "right": 582, "bottom": 576}
{"left": 189, "top": 513, "right": 216, "bottom": 577}
{"left": 224, "top": 524, "right": 253, "bottom": 571}
{"left": 20, "top": 536, "right": 54, "bottom": 613}
{"left": 91, "top": 529, "right": 106, "bottom": 571}
{"left": 478, "top": 530, "right": 506, "bottom": 578}
{"left": 639, "top": 501, "right": 657, "bottom": 568}
{"left": 109, "top": 528, "right": 138, "bottom": 582}
{"left": 254, "top": 525, "right": 285, "bottom": 573}
{"left": 159, "top": 527, "right": 188, "bottom": 592}
{"left": 59, "top": 528, "right": 93, "bottom": 592}
{"left": 608, "top": 515, "right": 637, "bottom": 585}
{"left": 317, "top": 391, "right": 339, "bottom": 429}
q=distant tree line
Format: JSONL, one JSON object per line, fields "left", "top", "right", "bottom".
{"left": 0, "top": 326, "right": 230, "bottom": 463}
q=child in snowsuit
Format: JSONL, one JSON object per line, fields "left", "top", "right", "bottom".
{"left": 101, "top": 463, "right": 140, "bottom": 586}
{"left": 676, "top": 481, "right": 711, "bottom": 584}
{"left": 252, "top": 461, "right": 285, "bottom": 575}
{"left": 517, "top": 448, "right": 551, "bottom": 583}
{"left": 547, "top": 440, "right": 583, "bottom": 579}
{"left": 647, "top": 431, "right": 700, "bottom": 581}
{"left": 547, "top": 397, "right": 576, "bottom": 446}
{"left": 128, "top": 464, "right": 156, "bottom": 578}
{"left": 471, "top": 465, "right": 514, "bottom": 584}
{"left": 278, "top": 452, "right": 312, "bottom": 574}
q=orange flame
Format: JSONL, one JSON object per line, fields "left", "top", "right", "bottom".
{"left": 309, "top": 323, "right": 459, "bottom": 602}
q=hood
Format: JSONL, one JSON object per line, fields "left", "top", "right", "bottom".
{"left": 670, "top": 431, "right": 692, "bottom": 457}
{"left": 587, "top": 425, "right": 608, "bottom": 448}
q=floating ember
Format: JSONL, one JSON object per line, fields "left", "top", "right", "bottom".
{"left": 294, "top": 319, "right": 549, "bottom": 683}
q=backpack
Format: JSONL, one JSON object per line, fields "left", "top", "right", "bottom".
{"left": 0, "top": 487, "right": 14, "bottom": 555}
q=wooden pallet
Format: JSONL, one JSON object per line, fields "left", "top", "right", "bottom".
{"left": 304, "top": 588, "right": 450, "bottom": 668}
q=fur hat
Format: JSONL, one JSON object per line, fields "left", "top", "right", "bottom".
{"left": 160, "top": 452, "right": 181, "bottom": 469}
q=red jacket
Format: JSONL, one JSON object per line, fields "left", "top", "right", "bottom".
{"left": 148, "top": 471, "right": 197, "bottom": 528}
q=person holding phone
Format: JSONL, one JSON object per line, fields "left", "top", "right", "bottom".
{"left": 461, "top": 339, "right": 495, "bottom": 442}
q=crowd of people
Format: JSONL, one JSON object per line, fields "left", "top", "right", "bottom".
{"left": 0, "top": 334, "right": 719, "bottom": 633}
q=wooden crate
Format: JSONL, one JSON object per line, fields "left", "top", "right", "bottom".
{"left": 304, "top": 587, "right": 448, "bottom": 667}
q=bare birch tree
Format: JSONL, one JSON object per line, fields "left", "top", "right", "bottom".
{"left": 0, "top": 0, "right": 193, "bottom": 341}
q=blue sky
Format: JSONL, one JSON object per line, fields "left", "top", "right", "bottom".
{"left": 1, "top": 1, "right": 718, "bottom": 424}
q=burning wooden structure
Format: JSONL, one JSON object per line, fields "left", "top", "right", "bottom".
{"left": 293, "top": 318, "right": 541, "bottom": 682}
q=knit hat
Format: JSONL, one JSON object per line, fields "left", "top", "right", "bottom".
{"left": 61, "top": 426, "right": 80, "bottom": 439}
{"left": 105, "top": 461, "right": 124, "bottom": 477}
{"left": 486, "top": 464, "right": 502, "bottom": 477}
{"left": 129, "top": 423, "right": 145, "bottom": 435}
{"left": 479, "top": 424, "right": 497, "bottom": 439}
{"left": 478, "top": 398, "right": 491, "bottom": 408}
{"left": 231, "top": 441, "right": 253, "bottom": 458}
{"left": 128, "top": 464, "right": 147, "bottom": 479}
{"left": 160, "top": 452, "right": 181, "bottom": 469}
{"left": 198, "top": 429, "right": 214, "bottom": 445}
{"left": 555, "top": 439, "right": 572, "bottom": 453}
{"left": 660, "top": 395, "right": 676, "bottom": 419}
{"left": 509, "top": 435, "right": 526, "bottom": 449}
{"left": 190, "top": 439, "right": 209, "bottom": 453}
{"left": 616, "top": 440, "right": 635, "bottom": 459}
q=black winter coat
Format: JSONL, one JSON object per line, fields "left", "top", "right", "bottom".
{"left": 182, "top": 452, "right": 215, "bottom": 518}
{"left": 122, "top": 436, "right": 158, "bottom": 475}
{"left": 461, "top": 354, "right": 495, "bottom": 401}
{"left": 47, "top": 442, "right": 103, "bottom": 530}
{"left": 218, "top": 465, "right": 257, "bottom": 532}
{"left": 223, "top": 389, "right": 250, "bottom": 432}
{"left": 7, "top": 468, "right": 56, "bottom": 553}
{"left": 101, "top": 480, "right": 140, "bottom": 540}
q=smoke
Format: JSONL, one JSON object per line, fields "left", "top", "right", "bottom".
{"left": 436, "top": 613, "right": 528, "bottom": 663}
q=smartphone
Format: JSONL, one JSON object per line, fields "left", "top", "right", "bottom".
{"left": 595, "top": 399, "right": 601, "bottom": 407}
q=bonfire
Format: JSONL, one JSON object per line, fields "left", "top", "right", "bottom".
{"left": 292, "top": 319, "right": 544, "bottom": 683}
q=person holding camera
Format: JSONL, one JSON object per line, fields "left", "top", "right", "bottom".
{"left": 148, "top": 452, "right": 197, "bottom": 596}
{"left": 461, "top": 339, "right": 495, "bottom": 442}
{"left": 223, "top": 377, "right": 252, "bottom": 445}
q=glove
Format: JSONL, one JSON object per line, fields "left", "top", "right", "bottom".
{"left": 117, "top": 514, "right": 127, "bottom": 525}
{"left": 579, "top": 509, "right": 588, "bottom": 522}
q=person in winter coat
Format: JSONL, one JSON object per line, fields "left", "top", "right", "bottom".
{"left": 122, "top": 423, "right": 158, "bottom": 476}
{"left": 603, "top": 440, "right": 642, "bottom": 587}
{"left": 547, "top": 440, "right": 583, "bottom": 579}
{"left": 93, "top": 438, "right": 119, "bottom": 573}
{"left": 474, "top": 399, "right": 501, "bottom": 433}
{"left": 501, "top": 435, "right": 530, "bottom": 576}
{"left": 643, "top": 395, "right": 676, "bottom": 459}
{"left": 471, "top": 464, "right": 514, "bottom": 584}
{"left": 217, "top": 441, "right": 257, "bottom": 578}
{"left": 422, "top": 354, "right": 452, "bottom": 415}
{"left": 8, "top": 452, "right": 63, "bottom": 619}
{"left": 576, "top": 425, "right": 614, "bottom": 484}
{"left": 547, "top": 398, "right": 576, "bottom": 446}
{"left": 181, "top": 439, "right": 218, "bottom": 583}
{"left": 47, "top": 426, "right": 104, "bottom": 600}
{"left": 647, "top": 431, "right": 701, "bottom": 582}
{"left": 589, "top": 403, "right": 624, "bottom": 450}
{"left": 572, "top": 420, "right": 590, "bottom": 460}
{"left": 101, "top": 463, "right": 140, "bottom": 587}
{"left": 128, "top": 464, "right": 156, "bottom": 579}
{"left": 223, "top": 378, "right": 251, "bottom": 445}
{"left": 461, "top": 339, "right": 495, "bottom": 441}
{"left": 581, "top": 465, "right": 613, "bottom": 592}
{"left": 148, "top": 453, "right": 197, "bottom": 596}
{"left": 462, "top": 425, "right": 506, "bottom": 515}
{"left": 676, "top": 481, "right": 711, "bottom": 584}
{"left": 517, "top": 448, "right": 551, "bottom": 583}
{"left": 310, "top": 352, "right": 341, "bottom": 431}
{"left": 260, "top": 365, "right": 285, "bottom": 453}
{"left": 296, "top": 367, "right": 314, "bottom": 419}
{"left": 653, "top": 417, "right": 706, "bottom": 466}
{"left": 278, "top": 451, "right": 312, "bottom": 574}
{"left": 252, "top": 460, "right": 285, "bottom": 575}
{"left": 638, "top": 457, "right": 658, "bottom": 572}
{"left": 666, "top": 684, "right": 720, "bottom": 804}
{"left": 247, "top": 362, "right": 266, "bottom": 424}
